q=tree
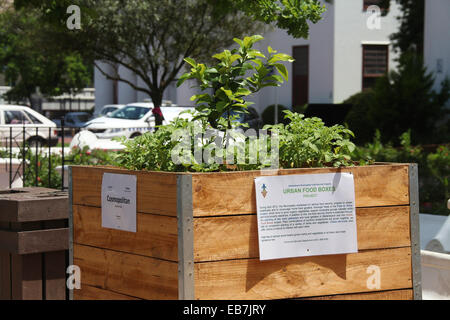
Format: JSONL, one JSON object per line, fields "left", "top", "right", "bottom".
{"left": 345, "top": 52, "right": 450, "bottom": 145}
{"left": 389, "top": 0, "right": 424, "bottom": 56}
{"left": 225, "top": 0, "right": 326, "bottom": 38}
{"left": 15, "top": 0, "right": 326, "bottom": 110}
{"left": 0, "top": 2, "right": 92, "bottom": 104}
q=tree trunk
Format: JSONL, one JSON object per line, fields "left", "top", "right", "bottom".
{"left": 150, "top": 91, "right": 164, "bottom": 130}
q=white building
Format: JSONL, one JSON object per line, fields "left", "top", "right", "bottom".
{"left": 95, "top": 0, "right": 402, "bottom": 114}
{"left": 424, "top": 0, "right": 450, "bottom": 103}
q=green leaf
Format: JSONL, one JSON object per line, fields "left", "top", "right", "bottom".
{"left": 274, "top": 63, "right": 288, "bottom": 81}
{"left": 190, "top": 93, "right": 211, "bottom": 102}
{"left": 251, "top": 34, "right": 264, "bottom": 43}
{"left": 251, "top": 59, "right": 263, "bottom": 70}
{"left": 184, "top": 57, "right": 197, "bottom": 67}
{"left": 268, "top": 53, "right": 294, "bottom": 64}
{"left": 233, "top": 38, "right": 244, "bottom": 47}
{"left": 176, "top": 73, "right": 190, "bottom": 87}
{"left": 212, "top": 52, "right": 225, "bottom": 61}
{"left": 243, "top": 35, "right": 264, "bottom": 48}
{"left": 229, "top": 54, "right": 242, "bottom": 64}
{"left": 264, "top": 75, "right": 284, "bottom": 83}
{"left": 247, "top": 49, "right": 265, "bottom": 59}
{"left": 216, "top": 101, "right": 228, "bottom": 112}
{"left": 220, "top": 87, "right": 234, "bottom": 99}
{"left": 235, "top": 88, "right": 252, "bottom": 96}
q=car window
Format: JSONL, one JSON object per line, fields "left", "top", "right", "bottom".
{"left": 24, "top": 111, "right": 43, "bottom": 124}
{"left": 4, "top": 110, "right": 31, "bottom": 125}
{"left": 75, "top": 114, "right": 90, "bottom": 122}
{"left": 66, "top": 117, "right": 75, "bottom": 124}
{"left": 108, "top": 106, "right": 150, "bottom": 120}
{"left": 101, "top": 107, "right": 115, "bottom": 115}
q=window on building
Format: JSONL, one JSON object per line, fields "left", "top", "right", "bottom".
{"left": 364, "top": 0, "right": 389, "bottom": 14}
{"left": 362, "top": 45, "right": 388, "bottom": 90}
{"left": 363, "top": 0, "right": 383, "bottom": 11}
{"left": 292, "top": 46, "right": 309, "bottom": 107}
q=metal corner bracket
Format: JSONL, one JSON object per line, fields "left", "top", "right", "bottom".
{"left": 177, "top": 174, "right": 194, "bottom": 300}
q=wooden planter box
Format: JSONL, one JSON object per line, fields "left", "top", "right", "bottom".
{"left": 69, "top": 163, "right": 421, "bottom": 300}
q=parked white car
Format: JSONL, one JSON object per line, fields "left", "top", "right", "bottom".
{"left": 93, "top": 104, "right": 125, "bottom": 118}
{"left": 84, "top": 102, "right": 193, "bottom": 139}
{"left": 0, "top": 105, "right": 58, "bottom": 146}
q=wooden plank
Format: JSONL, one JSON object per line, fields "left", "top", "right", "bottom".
{"left": 11, "top": 254, "right": 43, "bottom": 300}
{"left": 73, "top": 244, "right": 178, "bottom": 300}
{"left": 18, "top": 229, "right": 69, "bottom": 254}
{"left": 0, "top": 230, "right": 18, "bottom": 253}
{"left": 73, "top": 205, "right": 178, "bottom": 261}
{"left": 0, "top": 188, "right": 68, "bottom": 222}
{"left": 194, "top": 247, "right": 412, "bottom": 300}
{"left": 192, "top": 164, "right": 410, "bottom": 216}
{"left": 44, "top": 251, "right": 66, "bottom": 300}
{"left": 301, "top": 289, "right": 413, "bottom": 300}
{"left": 0, "top": 229, "right": 69, "bottom": 254}
{"left": 71, "top": 166, "right": 178, "bottom": 216}
{"left": 0, "top": 252, "right": 11, "bottom": 300}
{"left": 74, "top": 284, "right": 140, "bottom": 300}
{"left": 194, "top": 206, "right": 411, "bottom": 262}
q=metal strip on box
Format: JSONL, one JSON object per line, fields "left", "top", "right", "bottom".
{"left": 177, "top": 174, "right": 194, "bottom": 300}
{"left": 68, "top": 166, "right": 74, "bottom": 300}
{"left": 409, "top": 164, "right": 422, "bottom": 300}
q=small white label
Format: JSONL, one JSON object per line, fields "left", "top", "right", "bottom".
{"left": 101, "top": 173, "right": 137, "bottom": 233}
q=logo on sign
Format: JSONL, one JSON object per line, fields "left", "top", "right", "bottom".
{"left": 261, "top": 184, "right": 268, "bottom": 198}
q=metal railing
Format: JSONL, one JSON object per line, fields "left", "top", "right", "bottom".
{"left": 1, "top": 121, "right": 78, "bottom": 190}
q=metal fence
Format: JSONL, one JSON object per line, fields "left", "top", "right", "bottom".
{"left": 1, "top": 121, "right": 78, "bottom": 190}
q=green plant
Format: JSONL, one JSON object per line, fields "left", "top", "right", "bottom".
{"left": 116, "top": 114, "right": 267, "bottom": 173}
{"left": 352, "top": 130, "right": 423, "bottom": 164}
{"left": 293, "top": 104, "right": 308, "bottom": 114}
{"left": 344, "top": 53, "right": 450, "bottom": 146}
{"left": 427, "top": 145, "right": 449, "bottom": 202}
{"left": 343, "top": 90, "right": 377, "bottom": 145}
{"left": 24, "top": 151, "right": 62, "bottom": 189}
{"left": 116, "top": 118, "right": 192, "bottom": 172}
{"left": 267, "top": 111, "right": 356, "bottom": 168}
{"left": 0, "top": 149, "right": 11, "bottom": 158}
{"left": 262, "top": 104, "right": 289, "bottom": 125}
{"left": 69, "top": 146, "right": 119, "bottom": 166}
{"left": 177, "top": 35, "right": 294, "bottom": 130}
{"left": 353, "top": 130, "right": 449, "bottom": 215}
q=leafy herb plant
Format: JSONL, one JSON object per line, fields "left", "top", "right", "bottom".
{"left": 266, "top": 111, "right": 356, "bottom": 168}
{"left": 177, "top": 35, "right": 294, "bottom": 130}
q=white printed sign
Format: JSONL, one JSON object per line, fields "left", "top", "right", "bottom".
{"left": 101, "top": 173, "right": 137, "bottom": 233}
{"left": 255, "top": 173, "right": 358, "bottom": 260}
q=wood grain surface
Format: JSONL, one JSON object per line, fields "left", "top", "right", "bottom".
{"left": 193, "top": 206, "right": 411, "bottom": 262}
{"left": 191, "top": 164, "right": 409, "bottom": 216}
{"left": 71, "top": 166, "right": 178, "bottom": 216}
{"left": 301, "top": 289, "right": 413, "bottom": 300}
{"left": 74, "top": 285, "right": 140, "bottom": 300}
{"left": 194, "top": 247, "right": 412, "bottom": 299}
{"left": 74, "top": 244, "right": 178, "bottom": 300}
{"left": 73, "top": 205, "right": 178, "bottom": 261}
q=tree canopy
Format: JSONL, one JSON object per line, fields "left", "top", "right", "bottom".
{"left": 0, "top": 2, "right": 92, "bottom": 103}
{"left": 12, "top": 0, "right": 326, "bottom": 108}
